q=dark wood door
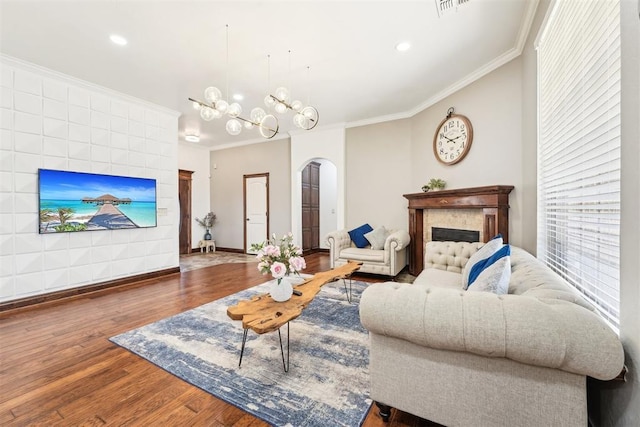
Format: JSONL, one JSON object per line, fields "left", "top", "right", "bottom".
{"left": 301, "top": 162, "right": 320, "bottom": 251}
{"left": 178, "top": 170, "right": 193, "bottom": 254}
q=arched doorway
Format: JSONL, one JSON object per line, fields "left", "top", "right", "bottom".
{"left": 298, "top": 158, "right": 338, "bottom": 251}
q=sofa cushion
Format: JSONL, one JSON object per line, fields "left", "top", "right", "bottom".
{"left": 462, "top": 234, "right": 503, "bottom": 289}
{"left": 340, "top": 247, "right": 385, "bottom": 263}
{"left": 364, "top": 226, "right": 389, "bottom": 250}
{"left": 424, "top": 241, "right": 484, "bottom": 273}
{"left": 348, "top": 223, "right": 373, "bottom": 248}
{"left": 467, "top": 245, "right": 511, "bottom": 294}
{"left": 413, "top": 268, "right": 461, "bottom": 289}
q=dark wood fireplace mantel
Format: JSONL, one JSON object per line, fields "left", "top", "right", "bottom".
{"left": 403, "top": 185, "right": 514, "bottom": 275}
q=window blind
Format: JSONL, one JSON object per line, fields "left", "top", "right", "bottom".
{"left": 536, "top": 0, "right": 621, "bottom": 330}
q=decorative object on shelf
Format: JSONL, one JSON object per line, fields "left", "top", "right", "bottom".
{"left": 251, "top": 232, "right": 306, "bottom": 302}
{"left": 195, "top": 212, "right": 217, "bottom": 240}
{"left": 422, "top": 178, "right": 446, "bottom": 192}
{"left": 264, "top": 52, "right": 319, "bottom": 131}
{"left": 433, "top": 107, "right": 473, "bottom": 165}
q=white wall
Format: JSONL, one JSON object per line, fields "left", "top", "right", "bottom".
{"left": 409, "top": 58, "right": 526, "bottom": 250}
{"left": 345, "top": 119, "right": 412, "bottom": 231}
{"left": 0, "top": 55, "right": 179, "bottom": 302}
{"left": 318, "top": 159, "right": 337, "bottom": 248}
{"left": 178, "top": 142, "right": 211, "bottom": 245}
{"left": 290, "top": 126, "right": 346, "bottom": 248}
{"left": 210, "top": 137, "right": 291, "bottom": 250}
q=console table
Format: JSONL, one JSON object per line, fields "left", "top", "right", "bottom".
{"left": 403, "top": 185, "right": 514, "bottom": 276}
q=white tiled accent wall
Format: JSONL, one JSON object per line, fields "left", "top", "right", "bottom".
{"left": 0, "top": 56, "right": 180, "bottom": 302}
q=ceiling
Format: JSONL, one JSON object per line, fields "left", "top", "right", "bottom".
{"left": 0, "top": 1, "right": 537, "bottom": 149}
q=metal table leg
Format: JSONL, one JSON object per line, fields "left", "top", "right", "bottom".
{"left": 343, "top": 276, "right": 353, "bottom": 303}
{"left": 238, "top": 323, "right": 290, "bottom": 373}
{"left": 238, "top": 328, "right": 249, "bottom": 368}
{"left": 278, "top": 322, "right": 290, "bottom": 372}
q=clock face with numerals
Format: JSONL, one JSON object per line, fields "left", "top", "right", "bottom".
{"left": 433, "top": 113, "right": 473, "bottom": 165}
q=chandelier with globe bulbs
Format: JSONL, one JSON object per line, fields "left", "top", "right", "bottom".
{"left": 189, "top": 92, "right": 279, "bottom": 139}
{"left": 264, "top": 78, "right": 319, "bottom": 131}
{"left": 188, "top": 27, "right": 318, "bottom": 140}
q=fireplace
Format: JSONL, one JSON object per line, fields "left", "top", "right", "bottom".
{"left": 432, "top": 227, "right": 480, "bottom": 243}
{"left": 403, "top": 185, "right": 514, "bottom": 275}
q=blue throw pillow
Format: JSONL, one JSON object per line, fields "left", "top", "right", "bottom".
{"left": 348, "top": 223, "right": 373, "bottom": 248}
{"left": 468, "top": 244, "right": 511, "bottom": 287}
{"left": 462, "top": 234, "right": 503, "bottom": 290}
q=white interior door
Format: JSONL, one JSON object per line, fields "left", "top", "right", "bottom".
{"left": 245, "top": 175, "right": 268, "bottom": 254}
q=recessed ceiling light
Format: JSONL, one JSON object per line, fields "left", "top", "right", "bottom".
{"left": 110, "top": 34, "right": 128, "bottom": 46}
{"left": 395, "top": 42, "right": 411, "bottom": 52}
{"left": 185, "top": 135, "right": 200, "bottom": 143}
{"left": 232, "top": 94, "right": 244, "bottom": 101}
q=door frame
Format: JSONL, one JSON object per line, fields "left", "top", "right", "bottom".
{"left": 243, "top": 173, "right": 270, "bottom": 253}
{"left": 301, "top": 161, "right": 321, "bottom": 253}
{"left": 178, "top": 169, "right": 194, "bottom": 254}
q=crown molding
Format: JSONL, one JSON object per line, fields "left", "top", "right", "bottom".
{"left": 288, "top": 122, "right": 347, "bottom": 136}
{"left": 346, "top": 0, "right": 540, "bottom": 129}
{"left": 209, "top": 132, "right": 290, "bottom": 152}
{"left": 1, "top": 54, "right": 181, "bottom": 118}
{"left": 406, "top": 46, "right": 521, "bottom": 117}
{"left": 346, "top": 111, "right": 412, "bottom": 129}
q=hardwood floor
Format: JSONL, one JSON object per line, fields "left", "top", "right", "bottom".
{"left": 0, "top": 253, "right": 435, "bottom": 426}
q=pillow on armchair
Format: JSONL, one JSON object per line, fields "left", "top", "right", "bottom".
{"left": 348, "top": 223, "right": 373, "bottom": 248}
{"left": 364, "top": 226, "right": 389, "bottom": 250}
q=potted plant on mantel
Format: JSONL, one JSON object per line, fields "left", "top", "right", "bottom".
{"left": 422, "top": 178, "right": 446, "bottom": 192}
{"left": 195, "top": 212, "right": 216, "bottom": 240}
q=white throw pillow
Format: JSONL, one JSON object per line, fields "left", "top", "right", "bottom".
{"left": 467, "top": 245, "right": 511, "bottom": 295}
{"left": 364, "top": 226, "right": 389, "bottom": 250}
{"left": 462, "top": 234, "right": 503, "bottom": 290}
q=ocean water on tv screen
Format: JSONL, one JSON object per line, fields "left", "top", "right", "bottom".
{"left": 117, "top": 202, "right": 157, "bottom": 227}
{"left": 40, "top": 200, "right": 157, "bottom": 228}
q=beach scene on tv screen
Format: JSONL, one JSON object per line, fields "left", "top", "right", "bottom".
{"left": 39, "top": 169, "right": 157, "bottom": 233}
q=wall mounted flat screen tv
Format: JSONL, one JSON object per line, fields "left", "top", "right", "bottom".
{"left": 38, "top": 169, "right": 157, "bottom": 234}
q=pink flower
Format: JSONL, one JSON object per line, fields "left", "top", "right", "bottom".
{"left": 289, "top": 256, "right": 306, "bottom": 272}
{"left": 270, "top": 261, "right": 287, "bottom": 279}
{"left": 265, "top": 245, "right": 281, "bottom": 257}
{"left": 257, "top": 261, "right": 269, "bottom": 273}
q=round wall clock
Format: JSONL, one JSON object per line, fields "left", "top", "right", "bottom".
{"left": 433, "top": 108, "right": 473, "bottom": 165}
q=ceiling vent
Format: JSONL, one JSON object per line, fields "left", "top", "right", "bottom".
{"left": 435, "top": 0, "right": 471, "bottom": 17}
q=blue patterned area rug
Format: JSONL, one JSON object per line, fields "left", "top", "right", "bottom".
{"left": 110, "top": 279, "right": 372, "bottom": 427}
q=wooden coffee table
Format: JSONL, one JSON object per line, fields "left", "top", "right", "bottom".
{"left": 227, "top": 261, "right": 362, "bottom": 372}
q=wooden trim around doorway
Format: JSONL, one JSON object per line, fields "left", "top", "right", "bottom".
{"left": 243, "top": 173, "right": 270, "bottom": 254}
{"left": 178, "top": 169, "right": 194, "bottom": 255}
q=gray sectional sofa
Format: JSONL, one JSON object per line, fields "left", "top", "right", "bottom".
{"left": 360, "top": 241, "right": 624, "bottom": 426}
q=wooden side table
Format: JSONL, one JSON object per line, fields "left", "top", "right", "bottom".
{"left": 198, "top": 239, "right": 216, "bottom": 253}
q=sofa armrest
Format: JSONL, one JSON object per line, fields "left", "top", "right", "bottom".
{"left": 384, "top": 230, "right": 410, "bottom": 252}
{"left": 359, "top": 282, "right": 624, "bottom": 380}
{"left": 326, "top": 229, "right": 351, "bottom": 266}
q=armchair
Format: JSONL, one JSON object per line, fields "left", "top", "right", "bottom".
{"left": 326, "top": 228, "right": 410, "bottom": 277}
